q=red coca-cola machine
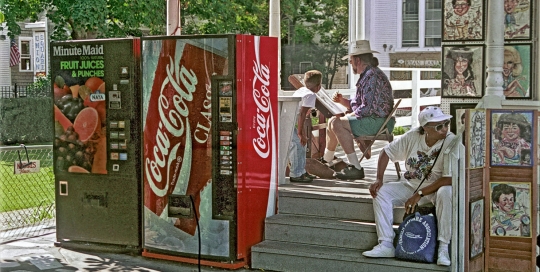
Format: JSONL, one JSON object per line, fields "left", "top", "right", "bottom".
{"left": 140, "top": 34, "right": 279, "bottom": 268}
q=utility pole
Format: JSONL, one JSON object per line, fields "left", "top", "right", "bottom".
{"left": 167, "top": 0, "right": 181, "bottom": 35}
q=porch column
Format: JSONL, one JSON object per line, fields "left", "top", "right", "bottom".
{"left": 269, "top": 0, "right": 281, "bottom": 91}
{"left": 480, "top": 0, "right": 504, "bottom": 108}
{"left": 348, "top": 0, "right": 365, "bottom": 89}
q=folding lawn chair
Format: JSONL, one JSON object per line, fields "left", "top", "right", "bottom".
{"left": 355, "top": 99, "right": 403, "bottom": 179}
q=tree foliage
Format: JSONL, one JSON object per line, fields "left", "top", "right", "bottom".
{"left": 0, "top": 0, "right": 166, "bottom": 40}
{"left": 1, "top": 0, "right": 349, "bottom": 87}
{"left": 180, "top": 0, "right": 269, "bottom": 35}
{"left": 181, "top": 0, "right": 349, "bottom": 88}
{"left": 281, "top": 0, "right": 349, "bottom": 89}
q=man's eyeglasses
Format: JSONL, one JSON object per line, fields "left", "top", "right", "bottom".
{"left": 425, "top": 120, "right": 450, "bottom": 132}
{"left": 453, "top": 3, "right": 469, "bottom": 8}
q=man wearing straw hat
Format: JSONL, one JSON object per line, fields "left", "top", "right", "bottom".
{"left": 321, "top": 40, "right": 394, "bottom": 180}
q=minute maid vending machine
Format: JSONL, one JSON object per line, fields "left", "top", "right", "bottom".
{"left": 140, "top": 34, "right": 278, "bottom": 268}
{"left": 51, "top": 38, "right": 142, "bottom": 250}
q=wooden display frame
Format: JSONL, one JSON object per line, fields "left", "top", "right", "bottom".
{"left": 464, "top": 109, "right": 537, "bottom": 272}
{"left": 483, "top": 109, "right": 537, "bottom": 272}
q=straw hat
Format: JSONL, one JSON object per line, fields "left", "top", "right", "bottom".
{"left": 341, "top": 40, "right": 380, "bottom": 60}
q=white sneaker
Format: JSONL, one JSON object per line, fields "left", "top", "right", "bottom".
{"left": 362, "top": 244, "right": 395, "bottom": 258}
{"left": 437, "top": 248, "right": 451, "bottom": 266}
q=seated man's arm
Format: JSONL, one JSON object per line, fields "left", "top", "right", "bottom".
{"left": 369, "top": 149, "right": 390, "bottom": 198}
{"left": 403, "top": 176, "right": 451, "bottom": 213}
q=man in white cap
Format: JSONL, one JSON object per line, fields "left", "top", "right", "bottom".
{"left": 321, "top": 40, "right": 394, "bottom": 180}
{"left": 364, "top": 106, "right": 455, "bottom": 267}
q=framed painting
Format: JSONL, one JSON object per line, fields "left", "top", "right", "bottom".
{"left": 443, "top": 0, "right": 484, "bottom": 41}
{"left": 503, "top": 44, "right": 531, "bottom": 98}
{"left": 468, "top": 109, "right": 486, "bottom": 169}
{"left": 490, "top": 110, "right": 534, "bottom": 166}
{"left": 441, "top": 45, "right": 484, "bottom": 98}
{"left": 450, "top": 103, "right": 477, "bottom": 135}
{"left": 504, "top": 0, "right": 532, "bottom": 40}
{"left": 489, "top": 182, "right": 531, "bottom": 238}
{"left": 470, "top": 197, "right": 484, "bottom": 259}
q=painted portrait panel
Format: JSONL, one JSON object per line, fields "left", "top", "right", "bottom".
{"left": 442, "top": 45, "right": 484, "bottom": 98}
{"left": 443, "top": 0, "right": 484, "bottom": 41}
{"left": 489, "top": 182, "right": 531, "bottom": 237}
{"left": 449, "top": 103, "right": 476, "bottom": 135}
{"left": 504, "top": 0, "right": 532, "bottom": 40}
{"left": 503, "top": 44, "right": 531, "bottom": 98}
{"left": 490, "top": 110, "right": 533, "bottom": 166}
{"left": 470, "top": 197, "right": 484, "bottom": 259}
{"left": 469, "top": 109, "right": 486, "bottom": 169}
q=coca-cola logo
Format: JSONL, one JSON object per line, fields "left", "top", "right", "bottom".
{"left": 252, "top": 44, "right": 273, "bottom": 159}
{"left": 146, "top": 56, "right": 198, "bottom": 197}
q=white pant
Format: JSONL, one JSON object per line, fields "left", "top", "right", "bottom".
{"left": 372, "top": 181, "right": 453, "bottom": 245}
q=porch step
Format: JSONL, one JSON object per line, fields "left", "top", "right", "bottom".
{"left": 264, "top": 214, "right": 380, "bottom": 250}
{"left": 250, "top": 142, "right": 447, "bottom": 272}
{"left": 251, "top": 240, "right": 449, "bottom": 272}
{"left": 278, "top": 184, "right": 406, "bottom": 223}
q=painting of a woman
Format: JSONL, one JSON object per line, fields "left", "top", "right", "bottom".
{"left": 442, "top": 46, "right": 483, "bottom": 98}
{"left": 503, "top": 45, "right": 531, "bottom": 98}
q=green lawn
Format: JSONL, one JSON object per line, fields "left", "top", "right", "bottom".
{"left": 0, "top": 162, "right": 55, "bottom": 213}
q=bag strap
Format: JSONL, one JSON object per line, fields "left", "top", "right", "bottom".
{"left": 413, "top": 137, "right": 446, "bottom": 194}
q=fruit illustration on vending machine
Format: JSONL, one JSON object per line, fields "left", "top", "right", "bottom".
{"left": 53, "top": 73, "right": 107, "bottom": 174}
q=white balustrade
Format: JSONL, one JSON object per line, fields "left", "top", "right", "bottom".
{"left": 281, "top": 67, "right": 442, "bottom": 129}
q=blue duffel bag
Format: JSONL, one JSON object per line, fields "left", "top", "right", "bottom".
{"left": 395, "top": 212, "right": 437, "bottom": 263}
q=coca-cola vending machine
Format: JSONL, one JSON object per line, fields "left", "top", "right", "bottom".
{"left": 51, "top": 38, "right": 142, "bottom": 250}
{"left": 140, "top": 34, "right": 278, "bottom": 267}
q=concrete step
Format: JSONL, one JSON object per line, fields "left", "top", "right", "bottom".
{"left": 278, "top": 183, "right": 406, "bottom": 223}
{"left": 264, "top": 214, "right": 380, "bottom": 250}
{"left": 251, "top": 240, "right": 450, "bottom": 272}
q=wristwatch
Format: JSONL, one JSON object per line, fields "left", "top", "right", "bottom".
{"left": 418, "top": 190, "right": 424, "bottom": 197}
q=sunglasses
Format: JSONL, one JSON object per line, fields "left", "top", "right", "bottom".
{"left": 425, "top": 120, "right": 450, "bottom": 132}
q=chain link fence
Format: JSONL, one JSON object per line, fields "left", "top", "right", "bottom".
{"left": 0, "top": 145, "right": 55, "bottom": 243}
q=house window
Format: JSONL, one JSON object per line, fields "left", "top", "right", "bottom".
{"left": 401, "top": 0, "right": 442, "bottom": 48}
{"left": 425, "top": 0, "right": 442, "bottom": 46}
{"left": 402, "top": 0, "right": 419, "bottom": 47}
{"left": 19, "top": 38, "right": 33, "bottom": 72}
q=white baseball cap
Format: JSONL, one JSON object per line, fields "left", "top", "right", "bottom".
{"left": 418, "top": 106, "right": 453, "bottom": 127}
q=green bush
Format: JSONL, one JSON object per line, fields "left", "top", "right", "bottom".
{"left": 25, "top": 75, "right": 52, "bottom": 98}
{"left": 393, "top": 126, "right": 409, "bottom": 135}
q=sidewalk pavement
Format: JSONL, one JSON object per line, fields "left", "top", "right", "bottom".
{"left": 0, "top": 230, "right": 256, "bottom": 272}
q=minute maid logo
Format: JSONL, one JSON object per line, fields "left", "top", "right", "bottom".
{"left": 53, "top": 44, "right": 104, "bottom": 56}
{"left": 398, "top": 215, "right": 433, "bottom": 254}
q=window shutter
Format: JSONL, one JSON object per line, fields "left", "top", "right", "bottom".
{"left": 0, "top": 39, "right": 11, "bottom": 86}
